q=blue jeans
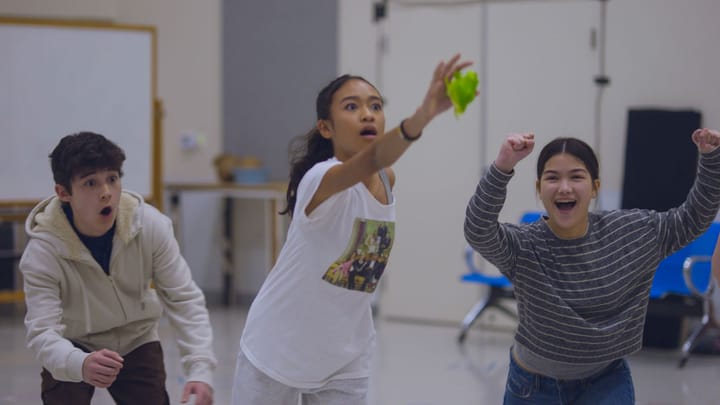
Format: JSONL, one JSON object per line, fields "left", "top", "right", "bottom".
{"left": 503, "top": 351, "right": 635, "bottom": 405}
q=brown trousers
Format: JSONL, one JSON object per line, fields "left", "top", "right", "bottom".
{"left": 40, "top": 341, "right": 170, "bottom": 405}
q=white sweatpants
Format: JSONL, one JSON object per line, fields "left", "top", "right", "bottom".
{"left": 231, "top": 351, "right": 368, "bottom": 405}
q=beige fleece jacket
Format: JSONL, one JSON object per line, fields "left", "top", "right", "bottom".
{"left": 20, "top": 190, "right": 216, "bottom": 386}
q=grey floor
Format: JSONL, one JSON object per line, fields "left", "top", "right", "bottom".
{"left": 1, "top": 304, "right": 719, "bottom": 405}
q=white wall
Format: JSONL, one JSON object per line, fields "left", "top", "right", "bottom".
{"left": 0, "top": 0, "right": 117, "bottom": 20}
{"left": 7, "top": 0, "right": 719, "bottom": 318}
{"left": 0, "top": 0, "right": 223, "bottom": 183}
{"left": 0, "top": 0, "right": 225, "bottom": 292}
{"left": 115, "top": 0, "right": 225, "bottom": 293}
{"left": 339, "top": 0, "right": 720, "bottom": 324}
{"left": 341, "top": 0, "right": 484, "bottom": 323}
{"left": 113, "top": 0, "right": 222, "bottom": 184}
{"left": 484, "top": 0, "right": 597, "bottom": 222}
{"left": 601, "top": 0, "right": 720, "bottom": 208}
{"left": 338, "top": 0, "right": 379, "bottom": 84}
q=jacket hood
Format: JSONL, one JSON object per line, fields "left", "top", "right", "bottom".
{"left": 25, "top": 190, "right": 144, "bottom": 261}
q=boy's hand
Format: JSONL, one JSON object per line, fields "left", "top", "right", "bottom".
{"left": 692, "top": 128, "right": 720, "bottom": 154}
{"left": 495, "top": 133, "right": 535, "bottom": 173}
{"left": 182, "top": 381, "right": 213, "bottom": 405}
{"left": 82, "top": 349, "right": 123, "bottom": 388}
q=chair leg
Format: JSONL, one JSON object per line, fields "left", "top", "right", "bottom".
{"left": 678, "top": 317, "right": 710, "bottom": 368}
{"left": 458, "top": 295, "right": 491, "bottom": 344}
{"left": 494, "top": 303, "right": 518, "bottom": 321}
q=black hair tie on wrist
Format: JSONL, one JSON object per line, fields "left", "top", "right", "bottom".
{"left": 400, "top": 119, "right": 422, "bottom": 142}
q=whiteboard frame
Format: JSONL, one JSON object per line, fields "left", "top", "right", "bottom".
{"left": 0, "top": 17, "right": 161, "bottom": 217}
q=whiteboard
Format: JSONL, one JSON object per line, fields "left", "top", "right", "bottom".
{"left": 0, "top": 19, "right": 157, "bottom": 206}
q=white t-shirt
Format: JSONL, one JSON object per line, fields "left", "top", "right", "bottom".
{"left": 240, "top": 158, "right": 396, "bottom": 388}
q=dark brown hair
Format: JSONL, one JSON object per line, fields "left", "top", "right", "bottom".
{"left": 49, "top": 132, "right": 126, "bottom": 194}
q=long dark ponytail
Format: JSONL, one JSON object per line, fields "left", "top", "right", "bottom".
{"left": 280, "top": 74, "right": 376, "bottom": 217}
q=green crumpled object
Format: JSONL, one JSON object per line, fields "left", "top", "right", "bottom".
{"left": 445, "top": 70, "right": 479, "bottom": 118}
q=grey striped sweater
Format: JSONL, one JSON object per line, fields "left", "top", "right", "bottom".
{"left": 464, "top": 148, "right": 720, "bottom": 364}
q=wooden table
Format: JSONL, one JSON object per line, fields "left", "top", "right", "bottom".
{"left": 165, "top": 182, "right": 288, "bottom": 306}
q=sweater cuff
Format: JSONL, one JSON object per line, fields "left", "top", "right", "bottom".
{"left": 489, "top": 162, "right": 515, "bottom": 177}
{"left": 486, "top": 163, "right": 514, "bottom": 188}
{"left": 66, "top": 349, "right": 89, "bottom": 382}
{"left": 187, "top": 361, "right": 214, "bottom": 388}
{"left": 700, "top": 146, "right": 720, "bottom": 167}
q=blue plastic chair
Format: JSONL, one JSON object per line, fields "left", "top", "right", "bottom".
{"left": 643, "top": 221, "right": 720, "bottom": 366}
{"left": 644, "top": 222, "right": 720, "bottom": 350}
{"left": 457, "top": 211, "right": 543, "bottom": 343}
{"left": 649, "top": 222, "right": 720, "bottom": 299}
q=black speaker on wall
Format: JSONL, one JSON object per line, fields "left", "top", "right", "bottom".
{"left": 621, "top": 109, "right": 701, "bottom": 211}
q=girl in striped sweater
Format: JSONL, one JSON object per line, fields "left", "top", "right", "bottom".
{"left": 464, "top": 129, "right": 720, "bottom": 404}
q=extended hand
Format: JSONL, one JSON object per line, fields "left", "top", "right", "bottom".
{"left": 81, "top": 349, "right": 124, "bottom": 388}
{"left": 494, "top": 133, "right": 535, "bottom": 173}
{"left": 182, "top": 381, "right": 213, "bottom": 405}
{"left": 418, "top": 53, "right": 474, "bottom": 124}
{"left": 692, "top": 128, "right": 720, "bottom": 154}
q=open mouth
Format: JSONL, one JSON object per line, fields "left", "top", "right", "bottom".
{"left": 555, "top": 201, "right": 576, "bottom": 211}
{"left": 360, "top": 128, "right": 377, "bottom": 138}
{"left": 100, "top": 206, "right": 113, "bottom": 217}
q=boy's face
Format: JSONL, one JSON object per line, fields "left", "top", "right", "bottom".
{"left": 55, "top": 169, "right": 122, "bottom": 237}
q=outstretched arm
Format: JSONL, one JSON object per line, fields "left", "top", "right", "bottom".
{"left": 307, "top": 54, "right": 474, "bottom": 215}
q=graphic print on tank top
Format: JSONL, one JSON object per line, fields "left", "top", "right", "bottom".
{"left": 322, "top": 218, "right": 395, "bottom": 293}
